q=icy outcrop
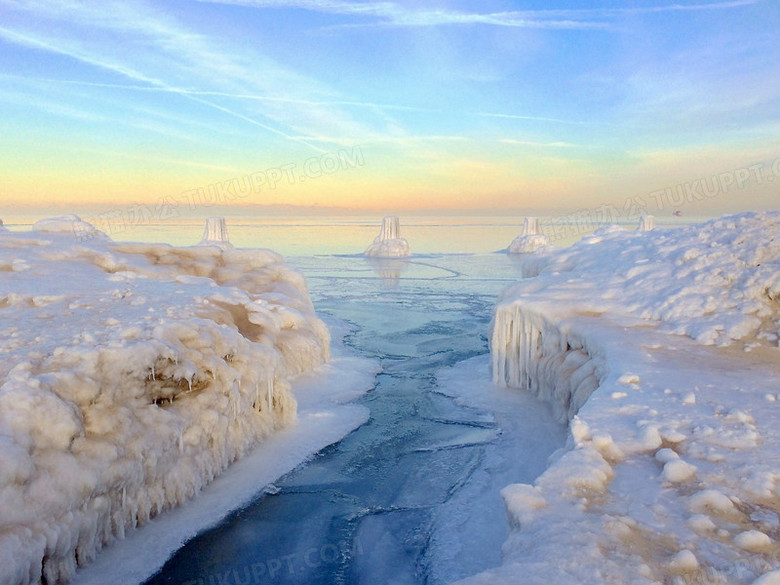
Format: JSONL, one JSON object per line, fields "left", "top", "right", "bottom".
{"left": 638, "top": 214, "right": 655, "bottom": 231}
{"left": 0, "top": 226, "right": 329, "bottom": 585}
{"left": 199, "top": 216, "right": 232, "bottom": 248}
{"left": 364, "top": 216, "right": 410, "bottom": 257}
{"left": 464, "top": 212, "right": 780, "bottom": 585}
{"left": 0, "top": 218, "right": 6, "bottom": 231}
{"left": 507, "top": 216, "right": 550, "bottom": 254}
{"left": 32, "top": 214, "right": 108, "bottom": 241}
{"left": 491, "top": 304, "right": 604, "bottom": 423}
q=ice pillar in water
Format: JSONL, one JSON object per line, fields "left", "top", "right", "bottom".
{"left": 364, "top": 216, "right": 410, "bottom": 257}
{"left": 507, "top": 216, "right": 550, "bottom": 254}
{"left": 523, "top": 216, "right": 540, "bottom": 236}
{"left": 638, "top": 215, "right": 655, "bottom": 232}
{"left": 200, "top": 217, "right": 232, "bottom": 247}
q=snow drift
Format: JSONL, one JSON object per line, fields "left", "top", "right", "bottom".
{"left": 470, "top": 212, "right": 780, "bottom": 585}
{"left": 0, "top": 217, "right": 330, "bottom": 585}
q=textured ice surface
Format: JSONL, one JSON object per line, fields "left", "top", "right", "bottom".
{"left": 0, "top": 224, "right": 334, "bottom": 585}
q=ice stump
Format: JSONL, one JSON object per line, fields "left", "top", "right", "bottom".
{"left": 507, "top": 217, "right": 550, "bottom": 254}
{"left": 199, "top": 216, "right": 232, "bottom": 248}
{"left": 364, "top": 216, "right": 411, "bottom": 257}
{"left": 638, "top": 214, "right": 655, "bottom": 231}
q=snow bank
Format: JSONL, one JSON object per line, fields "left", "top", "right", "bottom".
{"left": 0, "top": 225, "right": 331, "bottom": 585}
{"left": 69, "top": 316, "right": 379, "bottom": 585}
{"left": 516, "top": 211, "right": 780, "bottom": 346}
{"left": 464, "top": 212, "right": 780, "bottom": 585}
{"left": 507, "top": 216, "right": 550, "bottom": 254}
{"left": 31, "top": 214, "right": 108, "bottom": 241}
{"left": 364, "top": 216, "right": 411, "bottom": 257}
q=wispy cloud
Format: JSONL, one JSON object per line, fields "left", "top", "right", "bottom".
{"left": 500, "top": 138, "right": 582, "bottom": 149}
{"left": 2, "top": 76, "right": 429, "bottom": 114}
{"left": 193, "top": 0, "right": 609, "bottom": 29}
{"left": 475, "top": 112, "right": 590, "bottom": 126}
{"left": 0, "top": 2, "right": 372, "bottom": 152}
{"left": 194, "top": 0, "right": 757, "bottom": 30}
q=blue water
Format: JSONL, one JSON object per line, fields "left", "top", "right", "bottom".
{"left": 142, "top": 255, "right": 567, "bottom": 585}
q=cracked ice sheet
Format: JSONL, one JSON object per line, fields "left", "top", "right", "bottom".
{"left": 69, "top": 319, "right": 378, "bottom": 585}
{"left": 426, "top": 355, "right": 568, "bottom": 584}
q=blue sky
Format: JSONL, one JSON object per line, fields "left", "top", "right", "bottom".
{"left": 0, "top": 0, "right": 777, "bottom": 214}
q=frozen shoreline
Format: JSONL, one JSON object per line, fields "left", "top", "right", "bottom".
{"left": 0, "top": 222, "right": 376, "bottom": 585}
{"left": 461, "top": 212, "right": 780, "bottom": 585}
{"left": 70, "top": 334, "right": 378, "bottom": 585}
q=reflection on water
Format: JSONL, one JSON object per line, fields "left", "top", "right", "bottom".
{"left": 364, "top": 257, "right": 408, "bottom": 287}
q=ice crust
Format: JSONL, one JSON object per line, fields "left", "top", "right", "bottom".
{"left": 469, "top": 212, "right": 780, "bottom": 585}
{"left": 364, "top": 216, "right": 411, "bottom": 257}
{"left": 0, "top": 220, "right": 331, "bottom": 585}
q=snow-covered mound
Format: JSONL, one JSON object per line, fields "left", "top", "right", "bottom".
{"left": 517, "top": 211, "right": 780, "bottom": 346}
{"left": 0, "top": 228, "right": 330, "bottom": 585}
{"left": 507, "top": 216, "right": 550, "bottom": 254}
{"left": 364, "top": 216, "right": 410, "bottom": 257}
{"left": 464, "top": 212, "right": 780, "bottom": 585}
{"left": 31, "top": 214, "right": 108, "bottom": 241}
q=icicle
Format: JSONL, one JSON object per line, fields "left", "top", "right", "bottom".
{"left": 178, "top": 429, "right": 183, "bottom": 454}
{"left": 266, "top": 379, "right": 274, "bottom": 412}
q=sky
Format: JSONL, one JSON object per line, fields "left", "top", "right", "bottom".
{"left": 0, "top": 0, "right": 778, "bottom": 217}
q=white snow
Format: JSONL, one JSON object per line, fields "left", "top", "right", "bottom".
{"left": 507, "top": 216, "right": 551, "bottom": 254}
{"left": 0, "top": 218, "right": 375, "bottom": 585}
{"left": 32, "top": 214, "right": 108, "bottom": 241}
{"left": 460, "top": 212, "right": 780, "bottom": 585}
{"left": 364, "top": 216, "right": 411, "bottom": 257}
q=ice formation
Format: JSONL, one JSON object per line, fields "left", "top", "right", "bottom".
{"left": 469, "top": 212, "right": 780, "bottom": 585}
{"left": 0, "top": 222, "right": 330, "bottom": 585}
{"left": 199, "top": 216, "right": 232, "bottom": 248}
{"left": 507, "top": 216, "right": 550, "bottom": 254}
{"left": 32, "top": 214, "right": 107, "bottom": 241}
{"left": 638, "top": 214, "right": 655, "bottom": 231}
{"left": 364, "top": 216, "right": 410, "bottom": 257}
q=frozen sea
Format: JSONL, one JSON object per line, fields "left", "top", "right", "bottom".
{"left": 2, "top": 212, "right": 712, "bottom": 585}
{"left": 134, "top": 253, "right": 569, "bottom": 585}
